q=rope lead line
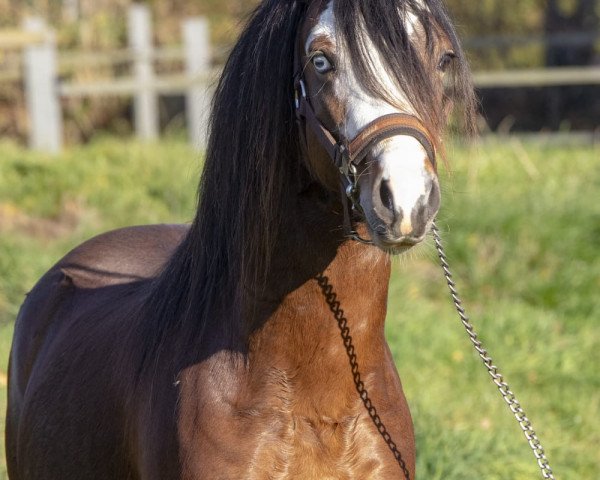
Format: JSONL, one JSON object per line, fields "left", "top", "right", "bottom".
{"left": 431, "top": 221, "right": 556, "bottom": 480}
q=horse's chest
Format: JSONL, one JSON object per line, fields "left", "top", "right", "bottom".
{"left": 179, "top": 408, "right": 392, "bottom": 480}
{"left": 172, "top": 348, "right": 408, "bottom": 479}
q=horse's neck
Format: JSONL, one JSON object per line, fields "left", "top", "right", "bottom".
{"left": 247, "top": 186, "right": 392, "bottom": 337}
{"left": 242, "top": 191, "right": 394, "bottom": 412}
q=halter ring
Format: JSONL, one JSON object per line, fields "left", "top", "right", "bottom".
{"left": 294, "top": 79, "right": 307, "bottom": 110}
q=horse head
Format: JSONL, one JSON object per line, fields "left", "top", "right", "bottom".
{"left": 295, "top": 0, "right": 473, "bottom": 253}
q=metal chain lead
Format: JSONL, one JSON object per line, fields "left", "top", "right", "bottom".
{"left": 315, "top": 273, "right": 411, "bottom": 480}
{"left": 431, "top": 222, "right": 556, "bottom": 479}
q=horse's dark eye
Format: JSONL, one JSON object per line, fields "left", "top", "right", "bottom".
{"left": 437, "top": 52, "right": 456, "bottom": 72}
{"left": 312, "top": 53, "right": 333, "bottom": 74}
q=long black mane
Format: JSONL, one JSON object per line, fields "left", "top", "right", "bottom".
{"left": 134, "top": 0, "right": 476, "bottom": 371}
{"left": 134, "top": 0, "right": 307, "bottom": 371}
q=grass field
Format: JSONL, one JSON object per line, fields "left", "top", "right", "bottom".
{"left": 0, "top": 136, "right": 598, "bottom": 479}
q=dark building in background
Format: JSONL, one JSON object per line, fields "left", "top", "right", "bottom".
{"left": 478, "top": 0, "right": 599, "bottom": 132}
{"left": 544, "top": 0, "right": 599, "bottom": 130}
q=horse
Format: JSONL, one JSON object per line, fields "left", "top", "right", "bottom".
{"left": 6, "top": 0, "right": 475, "bottom": 478}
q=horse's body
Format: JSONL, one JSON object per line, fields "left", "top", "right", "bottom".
{"left": 6, "top": 226, "right": 181, "bottom": 478}
{"left": 6, "top": 0, "right": 475, "bottom": 478}
{"left": 7, "top": 221, "right": 413, "bottom": 479}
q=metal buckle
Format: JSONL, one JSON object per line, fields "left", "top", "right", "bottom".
{"left": 345, "top": 183, "right": 357, "bottom": 201}
{"left": 349, "top": 230, "right": 374, "bottom": 245}
{"left": 294, "top": 79, "right": 307, "bottom": 110}
{"left": 343, "top": 162, "right": 362, "bottom": 214}
{"left": 348, "top": 162, "right": 357, "bottom": 176}
{"left": 337, "top": 145, "right": 355, "bottom": 177}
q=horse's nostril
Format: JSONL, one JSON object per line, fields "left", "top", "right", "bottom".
{"left": 429, "top": 180, "right": 441, "bottom": 215}
{"left": 379, "top": 180, "right": 394, "bottom": 212}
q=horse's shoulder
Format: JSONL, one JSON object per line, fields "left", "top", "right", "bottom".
{"left": 57, "top": 224, "right": 189, "bottom": 289}
{"left": 8, "top": 225, "right": 189, "bottom": 391}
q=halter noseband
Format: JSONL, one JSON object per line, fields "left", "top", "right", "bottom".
{"left": 293, "top": 47, "right": 437, "bottom": 244}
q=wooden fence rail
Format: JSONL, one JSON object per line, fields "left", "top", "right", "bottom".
{"left": 0, "top": 47, "right": 184, "bottom": 83}
{"left": 464, "top": 31, "right": 600, "bottom": 50}
{"left": 0, "top": 4, "right": 599, "bottom": 153}
{"left": 473, "top": 67, "right": 600, "bottom": 88}
{"left": 1, "top": 4, "right": 212, "bottom": 153}
{"left": 0, "top": 29, "right": 47, "bottom": 49}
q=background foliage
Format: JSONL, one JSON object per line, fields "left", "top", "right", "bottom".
{"left": 0, "top": 0, "right": 598, "bottom": 141}
{"left": 1, "top": 0, "right": 596, "bottom": 64}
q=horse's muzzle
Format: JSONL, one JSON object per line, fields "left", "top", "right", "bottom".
{"left": 359, "top": 138, "right": 440, "bottom": 251}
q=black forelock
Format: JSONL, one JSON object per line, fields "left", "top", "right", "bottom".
{"left": 333, "top": 0, "right": 476, "bottom": 140}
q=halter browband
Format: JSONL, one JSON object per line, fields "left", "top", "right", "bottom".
{"left": 293, "top": 46, "right": 437, "bottom": 243}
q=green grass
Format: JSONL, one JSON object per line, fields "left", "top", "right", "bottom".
{"left": 0, "top": 136, "right": 598, "bottom": 478}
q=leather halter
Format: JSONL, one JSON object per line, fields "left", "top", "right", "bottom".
{"left": 293, "top": 47, "right": 437, "bottom": 244}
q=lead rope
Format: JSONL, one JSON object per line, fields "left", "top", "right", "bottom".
{"left": 431, "top": 221, "right": 556, "bottom": 479}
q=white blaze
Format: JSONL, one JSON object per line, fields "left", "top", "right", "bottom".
{"left": 305, "top": 3, "right": 336, "bottom": 54}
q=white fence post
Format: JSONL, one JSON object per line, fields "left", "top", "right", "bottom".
{"left": 183, "top": 17, "right": 211, "bottom": 151}
{"left": 23, "top": 17, "right": 62, "bottom": 153}
{"left": 128, "top": 4, "right": 158, "bottom": 141}
{"left": 62, "top": 0, "right": 80, "bottom": 23}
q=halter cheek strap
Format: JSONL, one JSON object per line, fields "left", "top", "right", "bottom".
{"left": 294, "top": 60, "right": 437, "bottom": 244}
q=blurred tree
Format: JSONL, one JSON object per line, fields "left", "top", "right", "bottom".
{"left": 445, "top": 0, "right": 546, "bottom": 69}
{"left": 62, "top": 0, "right": 80, "bottom": 23}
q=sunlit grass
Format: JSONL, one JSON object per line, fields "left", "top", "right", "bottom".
{"left": 0, "top": 136, "right": 598, "bottom": 478}
{"left": 388, "top": 136, "right": 599, "bottom": 478}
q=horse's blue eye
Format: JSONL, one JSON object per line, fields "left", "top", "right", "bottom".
{"left": 312, "top": 54, "right": 333, "bottom": 74}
